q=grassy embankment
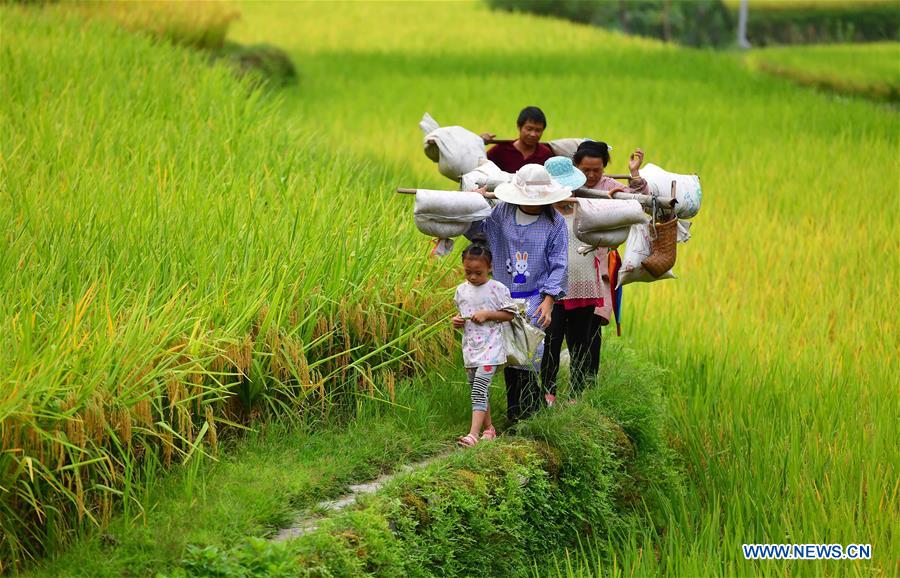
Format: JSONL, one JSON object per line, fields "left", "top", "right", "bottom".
{"left": 746, "top": 42, "right": 900, "bottom": 102}
{"left": 228, "top": 2, "right": 898, "bottom": 576}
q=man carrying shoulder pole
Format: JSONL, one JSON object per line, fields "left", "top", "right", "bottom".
{"left": 481, "top": 106, "right": 554, "bottom": 173}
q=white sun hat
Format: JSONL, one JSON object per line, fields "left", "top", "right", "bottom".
{"left": 494, "top": 164, "right": 572, "bottom": 206}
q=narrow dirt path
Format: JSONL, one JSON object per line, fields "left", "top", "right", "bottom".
{"left": 271, "top": 449, "right": 454, "bottom": 542}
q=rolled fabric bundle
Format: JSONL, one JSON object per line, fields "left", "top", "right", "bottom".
{"left": 419, "top": 113, "right": 487, "bottom": 182}
{"left": 639, "top": 163, "right": 702, "bottom": 219}
{"left": 574, "top": 198, "right": 648, "bottom": 234}
{"left": 413, "top": 189, "right": 492, "bottom": 239}
{"left": 547, "top": 138, "right": 586, "bottom": 158}
{"left": 414, "top": 216, "right": 470, "bottom": 239}
{"left": 414, "top": 189, "right": 492, "bottom": 221}
{"left": 460, "top": 160, "right": 512, "bottom": 192}
{"left": 575, "top": 226, "right": 630, "bottom": 250}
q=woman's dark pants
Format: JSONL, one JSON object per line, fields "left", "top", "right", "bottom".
{"left": 540, "top": 303, "right": 602, "bottom": 398}
{"left": 504, "top": 367, "right": 541, "bottom": 422}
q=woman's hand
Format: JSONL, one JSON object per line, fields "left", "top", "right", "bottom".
{"left": 536, "top": 296, "right": 554, "bottom": 329}
{"left": 480, "top": 132, "right": 496, "bottom": 143}
{"left": 452, "top": 315, "right": 466, "bottom": 329}
{"left": 606, "top": 184, "right": 627, "bottom": 196}
{"left": 629, "top": 148, "right": 644, "bottom": 176}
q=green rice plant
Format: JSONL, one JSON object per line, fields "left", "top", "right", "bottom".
{"left": 227, "top": 2, "right": 899, "bottom": 575}
{"left": 746, "top": 42, "right": 900, "bottom": 102}
{"left": 0, "top": 5, "right": 460, "bottom": 570}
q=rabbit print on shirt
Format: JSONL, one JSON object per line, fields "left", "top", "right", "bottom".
{"left": 513, "top": 251, "right": 530, "bottom": 285}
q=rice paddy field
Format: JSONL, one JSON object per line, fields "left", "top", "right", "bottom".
{"left": 3, "top": 0, "right": 898, "bottom": 576}
{"left": 746, "top": 42, "right": 900, "bottom": 102}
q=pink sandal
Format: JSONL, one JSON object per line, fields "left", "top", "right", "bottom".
{"left": 480, "top": 426, "right": 497, "bottom": 441}
{"left": 457, "top": 434, "right": 478, "bottom": 447}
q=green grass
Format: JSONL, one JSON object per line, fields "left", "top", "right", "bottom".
{"left": 746, "top": 42, "right": 900, "bottom": 102}
{"left": 227, "top": 2, "right": 898, "bottom": 576}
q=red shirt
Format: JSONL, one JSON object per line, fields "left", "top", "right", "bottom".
{"left": 487, "top": 142, "right": 554, "bottom": 173}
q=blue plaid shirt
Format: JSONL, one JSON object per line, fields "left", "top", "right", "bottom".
{"left": 467, "top": 202, "right": 568, "bottom": 321}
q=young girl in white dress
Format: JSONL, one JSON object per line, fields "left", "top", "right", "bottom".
{"left": 451, "top": 238, "right": 515, "bottom": 447}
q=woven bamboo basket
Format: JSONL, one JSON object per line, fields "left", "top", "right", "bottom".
{"left": 643, "top": 217, "right": 678, "bottom": 278}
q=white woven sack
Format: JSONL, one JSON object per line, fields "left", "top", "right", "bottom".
{"left": 414, "top": 216, "right": 470, "bottom": 239}
{"left": 419, "top": 112, "right": 440, "bottom": 136}
{"left": 574, "top": 198, "right": 649, "bottom": 234}
{"left": 639, "top": 163, "right": 702, "bottom": 219}
{"left": 617, "top": 224, "right": 675, "bottom": 288}
{"left": 413, "top": 189, "right": 492, "bottom": 239}
{"left": 414, "top": 189, "right": 491, "bottom": 220}
{"left": 575, "top": 226, "right": 630, "bottom": 249}
{"left": 419, "top": 113, "right": 486, "bottom": 182}
{"left": 460, "top": 160, "right": 513, "bottom": 192}
{"left": 547, "top": 138, "right": 586, "bottom": 158}
{"left": 677, "top": 219, "right": 692, "bottom": 243}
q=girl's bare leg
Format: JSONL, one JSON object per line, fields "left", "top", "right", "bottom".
{"left": 469, "top": 410, "right": 486, "bottom": 438}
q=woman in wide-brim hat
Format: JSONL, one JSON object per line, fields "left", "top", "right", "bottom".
{"left": 466, "top": 163, "right": 570, "bottom": 423}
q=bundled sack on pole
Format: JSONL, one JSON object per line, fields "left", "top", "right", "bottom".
{"left": 419, "top": 113, "right": 487, "bottom": 182}
{"left": 413, "top": 189, "right": 492, "bottom": 239}
{"left": 576, "top": 228, "right": 630, "bottom": 252}
{"left": 639, "top": 163, "right": 702, "bottom": 219}
{"left": 572, "top": 198, "right": 649, "bottom": 248}
{"left": 617, "top": 224, "right": 676, "bottom": 288}
{"left": 547, "top": 138, "right": 587, "bottom": 158}
{"left": 574, "top": 198, "right": 648, "bottom": 232}
{"left": 460, "top": 159, "right": 512, "bottom": 192}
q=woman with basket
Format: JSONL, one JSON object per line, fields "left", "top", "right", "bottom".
{"left": 540, "top": 142, "right": 649, "bottom": 403}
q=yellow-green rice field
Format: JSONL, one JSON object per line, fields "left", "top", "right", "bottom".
{"left": 2, "top": 0, "right": 897, "bottom": 575}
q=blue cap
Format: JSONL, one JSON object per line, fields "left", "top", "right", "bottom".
{"left": 544, "top": 156, "right": 586, "bottom": 190}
